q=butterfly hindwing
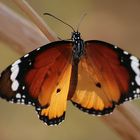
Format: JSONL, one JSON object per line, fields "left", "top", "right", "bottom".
{"left": 71, "top": 58, "right": 115, "bottom": 115}
{"left": 0, "top": 41, "right": 72, "bottom": 125}
{"left": 71, "top": 40, "right": 140, "bottom": 115}
{"left": 36, "top": 64, "right": 72, "bottom": 125}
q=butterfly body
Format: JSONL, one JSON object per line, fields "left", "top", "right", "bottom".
{"left": 0, "top": 31, "right": 140, "bottom": 125}
{"left": 71, "top": 32, "right": 85, "bottom": 60}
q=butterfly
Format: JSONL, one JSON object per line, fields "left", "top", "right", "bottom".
{"left": 0, "top": 14, "right": 140, "bottom": 126}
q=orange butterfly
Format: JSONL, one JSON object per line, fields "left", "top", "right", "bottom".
{"left": 0, "top": 15, "right": 140, "bottom": 125}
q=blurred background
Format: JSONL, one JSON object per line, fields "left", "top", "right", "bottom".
{"left": 0, "top": 0, "right": 140, "bottom": 140}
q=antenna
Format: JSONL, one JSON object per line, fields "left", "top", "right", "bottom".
{"left": 43, "top": 13, "right": 75, "bottom": 32}
{"left": 76, "top": 13, "right": 87, "bottom": 31}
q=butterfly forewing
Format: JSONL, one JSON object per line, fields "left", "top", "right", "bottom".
{"left": 0, "top": 41, "right": 72, "bottom": 125}
{"left": 71, "top": 40, "right": 140, "bottom": 115}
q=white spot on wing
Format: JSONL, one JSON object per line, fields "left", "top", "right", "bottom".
{"left": 130, "top": 56, "right": 139, "bottom": 62}
{"left": 135, "top": 76, "right": 140, "bottom": 86}
{"left": 121, "top": 58, "right": 124, "bottom": 62}
{"left": 24, "top": 54, "right": 29, "bottom": 58}
{"left": 29, "top": 62, "right": 32, "bottom": 65}
{"left": 36, "top": 108, "right": 41, "bottom": 111}
{"left": 123, "top": 51, "right": 129, "bottom": 55}
{"left": 133, "top": 90, "right": 136, "bottom": 93}
{"left": 12, "top": 59, "right": 21, "bottom": 67}
{"left": 22, "top": 86, "right": 25, "bottom": 90}
{"left": 28, "top": 102, "right": 31, "bottom": 105}
{"left": 22, "top": 95, "right": 26, "bottom": 98}
{"left": 125, "top": 98, "right": 128, "bottom": 101}
{"left": 10, "top": 66, "right": 19, "bottom": 81}
{"left": 131, "top": 82, "right": 134, "bottom": 85}
{"left": 130, "top": 56, "right": 140, "bottom": 86}
{"left": 16, "top": 93, "right": 21, "bottom": 98}
{"left": 134, "top": 94, "right": 138, "bottom": 98}
{"left": 37, "top": 48, "right": 40, "bottom": 51}
{"left": 11, "top": 80, "right": 19, "bottom": 91}
{"left": 21, "top": 99, "right": 25, "bottom": 103}
{"left": 10, "top": 59, "right": 21, "bottom": 91}
{"left": 136, "top": 88, "right": 140, "bottom": 94}
{"left": 17, "top": 99, "right": 20, "bottom": 103}
{"left": 11, "top": 65, "right": 18, "bottom": 72}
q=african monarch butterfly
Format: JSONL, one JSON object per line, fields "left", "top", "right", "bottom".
{"left": 0, "top": 13, "right": 140, "bottom": 126}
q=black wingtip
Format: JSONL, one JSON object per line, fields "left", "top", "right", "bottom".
{"left": 36, "top": 108, "right": 66, "bottom": 126}
{"left": 39, "top": 112, "right": 65, "bottom": 126}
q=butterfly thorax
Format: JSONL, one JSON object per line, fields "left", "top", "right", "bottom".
{"left": 71, "top": 32, "right": 85, "bottom": 61}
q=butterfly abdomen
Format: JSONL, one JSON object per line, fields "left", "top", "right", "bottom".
{"left": 68, "top": 62, "right": 79, "bottom": 99}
